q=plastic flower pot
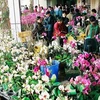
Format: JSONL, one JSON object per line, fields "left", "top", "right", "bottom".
{"left": 40, "top": 60, "right": 60, "bottom": 81}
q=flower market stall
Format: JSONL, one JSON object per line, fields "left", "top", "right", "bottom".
{"left": 0, "top": 23, "right": 100, "bottom": 100}
{"left": 1, "top": 1, "right": 100, "bottom": 100}
{"left": 0, "top": 33, "right": 76, "bottom": 100}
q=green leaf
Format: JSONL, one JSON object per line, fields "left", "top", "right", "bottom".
{"left": 36, "top": 98, "right": 39, "bottom": 100}
{"left": 57, "top": 89, "right": 61, "bottom": 96}
{"left": 29, "top": 80, "right": 38, "bottom": 85}
{"left": 94, "top": 93, "right": 100, "bottom": 100}
{"left": 62, "top": 55, "right": 67, "bottom": 59}
{"left": 11, "top": 96, "right": 19, "bottom": 100}
{"left": 68, "top": 90, "right": 76, "bottom": 95}
{"left": 22, "top": 97, "right": 30, "bottom": 100}
{"left": 51, "top": 96, "right": 55, "bottom": 100}
{"left": 61, "top": 59, "right": 67, "bottom": 62}
{"left": 78, "top": 93, "right": 84, "bottom": 100}
{"left": 12, "top": 84, "right": 20, "bottom": 92}
{"left": 52, "top": 87, "right": 58, "bottom": 96}
{"left": 5, "top": 60, "right": 14, "bottom": 67}
{"left": 14, "top": 76, "right": 21, "bottom": 82}
{"left": 70, "top": 84, "right": 75, "bottom": 90}
{"left": 26, "top": 70, "right": 33, "bottom": 77}
{"left": 77, "top": 85, "right": 84, "bottom": 93}
{"left": 98, "top": 96, "right": 100, "bottom": 100}
{"left": 53, "top": 82, "right": 61, "bottom": 86}
{"left": 51, "top": 74, "right": 56, "bottom": 83}
{"left": 2, "top": 83, "right": 8, "bottom": 91}
{"left": 55, "top": 56, "right": 61, "bottom": 60}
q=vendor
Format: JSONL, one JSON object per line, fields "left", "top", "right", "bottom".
{"left": 85, "top": 16, "right": 100, "bottom": 38}
{"left": 84, "top": 16, "right": 100, "bottom": 53}
{"left": 53, "top": 17, "right": 67, "bottom": 37}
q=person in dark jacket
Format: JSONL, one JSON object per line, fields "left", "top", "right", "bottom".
{"left": 48, "top": 6, "right": 54, "bottom": 16}
{"left": 32, "top": 16, "right": 44, "bottom": 40}
{"left": 62, "top": 11, "right": 69, "bottom": 33}
{"left": 73, "top": 9, "right": 82, "bottom": 26}
{"left": 58, "top": 6, "right": 62, "bottom": 17}
{"left": 62, "top": 11, "right": 69, "bottom": 25}
{"left": 44, "top": 11, "right": 55, "bottom": 42}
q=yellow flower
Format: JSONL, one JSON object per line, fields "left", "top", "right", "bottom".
{"left": 77, "top": 33, "right": 86, "bottom": 41}
{"left": 68, "top": 36, "right": 75, "bottom": 42}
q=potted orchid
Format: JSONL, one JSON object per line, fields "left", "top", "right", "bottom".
{"left": 70, "top": 52, "right": 100, "bottom": 100}
{"left": 36, "top": 58, "right": 60, "bottom": 81}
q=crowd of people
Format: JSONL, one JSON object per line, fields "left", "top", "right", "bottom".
{"left": 31, "top": 4, "right": 100, "bottom": 48}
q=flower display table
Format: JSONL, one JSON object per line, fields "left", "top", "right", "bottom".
{"left": 18, "top": 31, "right": 31, "bottom": 42}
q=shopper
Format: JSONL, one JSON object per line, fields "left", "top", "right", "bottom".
{"left": 44, "top": 11, "right": 55, "bottom": 42}
{"left": 32, "top": 16, "right": 44, "bottom": 40}
{"left": 67, "top": 8, "right": 74, "bottom": 21}
{"left": 91, "top": 9, "right": 98, "bottom": 19}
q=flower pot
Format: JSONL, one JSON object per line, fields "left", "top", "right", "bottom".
{"left": 40, "top": 60, "right": 60, "bottom": 80}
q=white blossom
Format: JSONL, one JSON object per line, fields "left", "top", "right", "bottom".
{"left": 58, "top": 85, "right": 64, "bottom": 92}
{"left": 39, "top": 91, "right": 50, "bottom": 100}
{"left": 42, "top": 75, "right": 49, "bottom": 83}
{"left": 34, "top": 83, "right": 44, "bottom": 94}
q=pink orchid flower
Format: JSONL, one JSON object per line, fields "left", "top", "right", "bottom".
{"left": 37, "top": 59, "right": 48, "bottom": 66}
{"left": 63, "top": 39, "right": 67, "bottom": 44}
{"left": 45, "top": 68, "right": 50, "bottom": 77}
{"left": 33, "top": 66, "right": 40, "bottom": 73}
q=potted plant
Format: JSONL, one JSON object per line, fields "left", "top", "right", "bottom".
{"left": 70, "top": 52, "right": 100, "bottom": 100}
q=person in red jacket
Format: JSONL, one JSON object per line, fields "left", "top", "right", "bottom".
{"left": 53, "top": 17, "right": 67, "bottom": 37}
